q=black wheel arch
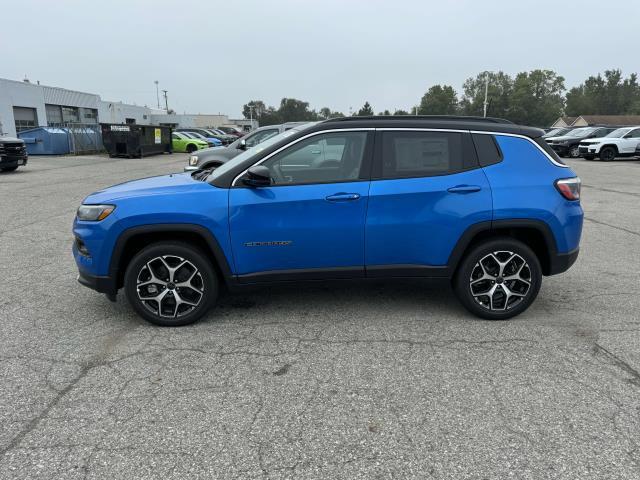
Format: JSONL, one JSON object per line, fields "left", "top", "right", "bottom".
{"left": 448, "top": 219, "right": 560, "bottom": 276}
{"left": 110, "top": 224, "right": 234, "bottom": 290}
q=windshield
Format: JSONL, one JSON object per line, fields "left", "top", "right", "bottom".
{"left": 207, "top": 128, "right": 304, "bottom": 182}
{"left": 566, "top": 127, "right": 595, "bottom": 138}
{"left": 545, "top": 128, "right": 568, "bottom": 137}
{"left": 605, "top": 128, "right": 633, "bottom": 138}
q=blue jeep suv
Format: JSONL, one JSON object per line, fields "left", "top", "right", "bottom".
{"left": 73, "top": 116, "right": 582, "bottom": 326}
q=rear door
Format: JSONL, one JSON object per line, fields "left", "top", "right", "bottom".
{"left": 365, "top": 129, "right": 492, "bottom": 275}
{"left": 229, "top": 130, "right": 374, "bottom": 281}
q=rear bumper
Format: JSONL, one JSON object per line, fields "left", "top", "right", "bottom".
{"left": 547, "top": 247, "right": 579, "bottom": 276}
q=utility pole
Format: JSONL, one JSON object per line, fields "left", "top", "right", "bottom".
{"left": 248, "top": 105, "right": 254, "bottom": 128}
{"left": 483, "top": 73, "right": 489, "bottom": 118}
{"left": 162, "top": 90, "right": 169, "bottom": 112}
{"left": 154, "top": 81, "right": 160, "bottom": 109}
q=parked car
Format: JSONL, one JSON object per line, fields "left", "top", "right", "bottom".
{"left": 184, "top": 122, "right": 311, "bottom": 172}
{"left": 545, "top": 126, "right": 617, "bottom": 157}
{"left": 171, "top": 132, "right": 209, "bottom": 153}
{"left": 217, "top": 126, "right": 245, "bottom": 137}
{"left": 205, "top": 129, "right": 237, "bottom": 145}
{"left": 0, "top": 136, "right": 28, "bottom": 172}
{"left": 73, "top": 116, "right": 583, "bottom": 326}
{"left": 177, "top": 130, "right": 221, "bottom": 147}
{"left": 176, "top": 128, "right": 228, "bottom": 146}
{"left": 579, "top": 126, "right": 640, "bottom": 161}
{"left": 542, "top": 127, "right": 574, "bottom": 138}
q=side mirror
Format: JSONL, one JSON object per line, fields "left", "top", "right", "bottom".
{"left": 238, "top": 139, "right": 247, "bottom": 150}
{"left": 242, "top": 165, "right": 271, "bottom": 187}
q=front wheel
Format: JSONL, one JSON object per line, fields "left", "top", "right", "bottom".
{"left": 1, "top": 166, "right": 18, "bottom": 172}
{"left": 599, "top": 147, "right": 616, "bottom": 162}
{"left": 186, "top": 144, "right": 197, "bottom": 153}
{"left": 453, "top": 238, "right": 542, "bottom": 320}
{"left": 569, "top": 146, "right": 580, "bottom": 158}
{"left": 124, "top": 242, "right": 218, "bottom": 326}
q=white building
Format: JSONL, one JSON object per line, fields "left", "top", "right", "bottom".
{"left": 0, "top": 77, "right": 253, "bottom": 137}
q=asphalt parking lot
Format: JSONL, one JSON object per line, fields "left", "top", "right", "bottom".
{"left": 1, "top": 153, "right": 639, "bottom": 479}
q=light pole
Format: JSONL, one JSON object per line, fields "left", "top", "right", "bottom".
{"left": 154, "top": 81, "right": 160, "bottom": 109}
{"left": 483, "top": 73, "right": 490, "bottom": 118}
{"left": 162, "top": 90, "right": 169, "bottom": 112}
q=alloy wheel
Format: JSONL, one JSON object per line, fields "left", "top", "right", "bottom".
{"left": 469, "top": 251, "right": 532, "bottom": 311}
{"left": 136, "top": 255, "right": 204, "bottom": 318}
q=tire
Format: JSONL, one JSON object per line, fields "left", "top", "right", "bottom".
{"left": 186, "top": 144, "right": 197, "bottom": 153}
{"left": 453, "top": 237, "right": 542, "bottom": 320}
{"left": 583, "top": 155, "right": 595, "bottom": 161}
{"left": 569, "top": 146, "right": 580, "bottom": 158}
{"left": 1, "top": 166, "right": 18, "bottom": 172}
{"left": 124, "top": 241, "right": 218, "bottom": 326}
{"left": 599, "top": 146, "right": 616, "bottom": 162}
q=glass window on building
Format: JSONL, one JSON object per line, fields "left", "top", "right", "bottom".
{"left": 45, "top": 104, "right": 63, "bottom": 125}
{"left": 13, "top": 106, "right": 38, "bottom": 132}
{"left": 61, "top": 106, "right": 80, "bottom": 123}
{"left": 125, "top": 118, "right": 136, "bottom": 125}
{"left": 80, "top": 108, "right": 98, "bottom": 123}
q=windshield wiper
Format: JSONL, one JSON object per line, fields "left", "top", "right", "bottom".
{"left": 191, "top": 167, "right": 215, "bottom": 181}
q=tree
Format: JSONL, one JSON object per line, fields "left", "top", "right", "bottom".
{"left": 418, "top": 85, "right": 458, "bottom": 115}
{"left": 356, "top": 102, "right": 374, "bottom": 116}
{"left": 566, "top": 70, "right": 640, "bottom": 116}
{"left": 393, "top": 109, "right": 410, "bottom": 115}
{"left": 509, "top": 70, "right": 565, "bottom": 126}
{"left": 460, "top": 71, "right": 514, "bottom": 118}
{"left": 377, "top": 109, "right": 392, "bottom": 116}
{"left": 278, "top": 98, "right": 318, "bottom": 122}
{"left": 318, "top": 107, "right": 345, "bottom": 119}
{"left": 242, "top": 100, "right": 267, "bottom": 121}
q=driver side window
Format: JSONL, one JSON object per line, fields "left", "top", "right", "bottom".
{"left": 263, "top": 132, "right": 368, "bottom": 185}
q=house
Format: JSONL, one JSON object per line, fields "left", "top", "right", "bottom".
{"left": 571, "top": 115, "right": 640, "bottom": 127}
{"left": 550, "top": 116, "right": 577, "bottom": 128}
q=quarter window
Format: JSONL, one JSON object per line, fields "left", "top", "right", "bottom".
{"left": 380, "top": 131, "right": 468, "bottom": 178}
{"left": 262, "top": 131, "right": 368, "bottom": 185}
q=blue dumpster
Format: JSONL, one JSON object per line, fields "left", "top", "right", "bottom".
{"left": 18, "top": 127, "right": 70, "bottom": 155}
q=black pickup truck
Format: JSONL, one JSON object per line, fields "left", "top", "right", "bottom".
{"left": 0, "top": 136, "right": 28, "bottom": 172}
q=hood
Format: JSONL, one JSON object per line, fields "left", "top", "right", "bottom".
{"left": 196, "top": 144, "right": 242, "bottom": 162}
{"left": 0, "top": 136, "right": 23, "bottom": 143}
{"left": 580, "top": 136, "right": 610, "bottom": 143}
{"left": 84, "top": 173, "right": 206, "bottom": 203}
{"left": 547, "top": 135, "right": 583, "bottom": 142}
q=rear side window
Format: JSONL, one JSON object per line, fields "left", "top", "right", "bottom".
{"left": 534, "top": 137, "right": 565, "bottom": 165}
{"left": 379, "top": 131, "right": 475, "bottom": 179}
{"left": 472, "top": 134, "right": 503, "bottom": 167}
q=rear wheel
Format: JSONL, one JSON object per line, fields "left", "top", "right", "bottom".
{"left": 453, "top": 238, "right": 542, "bottom": 320}
{"left": 599, "top": 146, "right": 616, "bottom": 162}
{"left": 124, "top": 242, "right": 218, "bottom": 326}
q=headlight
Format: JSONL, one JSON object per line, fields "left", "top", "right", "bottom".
{"left": 189, "top": 155, "right": 199, "bottom": 166}
{"left": 77, "top": 204, "right": 115, "bottom": 221}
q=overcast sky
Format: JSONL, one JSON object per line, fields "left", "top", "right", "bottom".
{"left": 2, "top": 0, "right": 639, "bottom": 117}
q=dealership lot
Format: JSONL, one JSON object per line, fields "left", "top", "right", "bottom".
{"left": 1, "top": 154, "right": 639, "bottom": 478}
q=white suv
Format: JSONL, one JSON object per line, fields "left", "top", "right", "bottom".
{"left": 579, "top": 126, "right": 640, "bottom": 161}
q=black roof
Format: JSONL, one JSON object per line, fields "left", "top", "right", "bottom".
{"left": 318, "top": 116, "right": 544, "bottom": 138}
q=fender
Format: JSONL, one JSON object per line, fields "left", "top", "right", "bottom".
{"left": 446, "top": 219, "right": 561, "bottom": 274}
{"left": 109, "top": 223, "right": 234, "bottom": 286}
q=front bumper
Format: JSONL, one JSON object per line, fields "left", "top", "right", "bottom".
{"left": 77, "top": 269, "right": 117, "bottom": 296}
{"left": 184, "top": 165, "right": 198, "bottom": 172}
{"left": 579, "top": 146, "right": 598, "bottom": 155}
{"left": 0, "top": 154, "right": 28, "bottom": 168}
{"left": 549, "top": 144, "right": 571, "bottom": 156}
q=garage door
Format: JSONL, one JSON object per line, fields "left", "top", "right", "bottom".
{"left": 13, "top": 106, "right": 38, "bottom": 132}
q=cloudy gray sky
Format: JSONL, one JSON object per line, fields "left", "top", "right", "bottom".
{"left": 2, "top": 0, "right": 639, "bottom": 117}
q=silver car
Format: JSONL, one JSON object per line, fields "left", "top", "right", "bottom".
{"left": 184, "top": 122, "right": 311, "bottom": 172}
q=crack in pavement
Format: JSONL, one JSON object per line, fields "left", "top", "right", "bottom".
{"left": 584, "top": 217, "right": 640, "bottom": 238}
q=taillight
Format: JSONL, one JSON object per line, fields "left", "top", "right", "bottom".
{"left": 555, "top": 177, "right": 581, "bottom": 201}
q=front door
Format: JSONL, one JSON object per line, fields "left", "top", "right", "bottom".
{"left": 229, "top": 130, "right": 373, "bottom": 282}
{"left": 620, "top": 128, "right": 640, "bottom": 153}
{"left": 365, "top": 129, "right": 492, "bottom": 274}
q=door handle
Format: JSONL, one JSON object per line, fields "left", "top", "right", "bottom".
{"left": 447, "top": 185, "right": 481, "bottom": 194}
{"left": 325, "top": 192, "right": 361, "bottom": 202}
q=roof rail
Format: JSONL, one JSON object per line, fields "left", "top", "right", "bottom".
{"left": 325, "top": 115, "right": 514, "bottom": 125}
